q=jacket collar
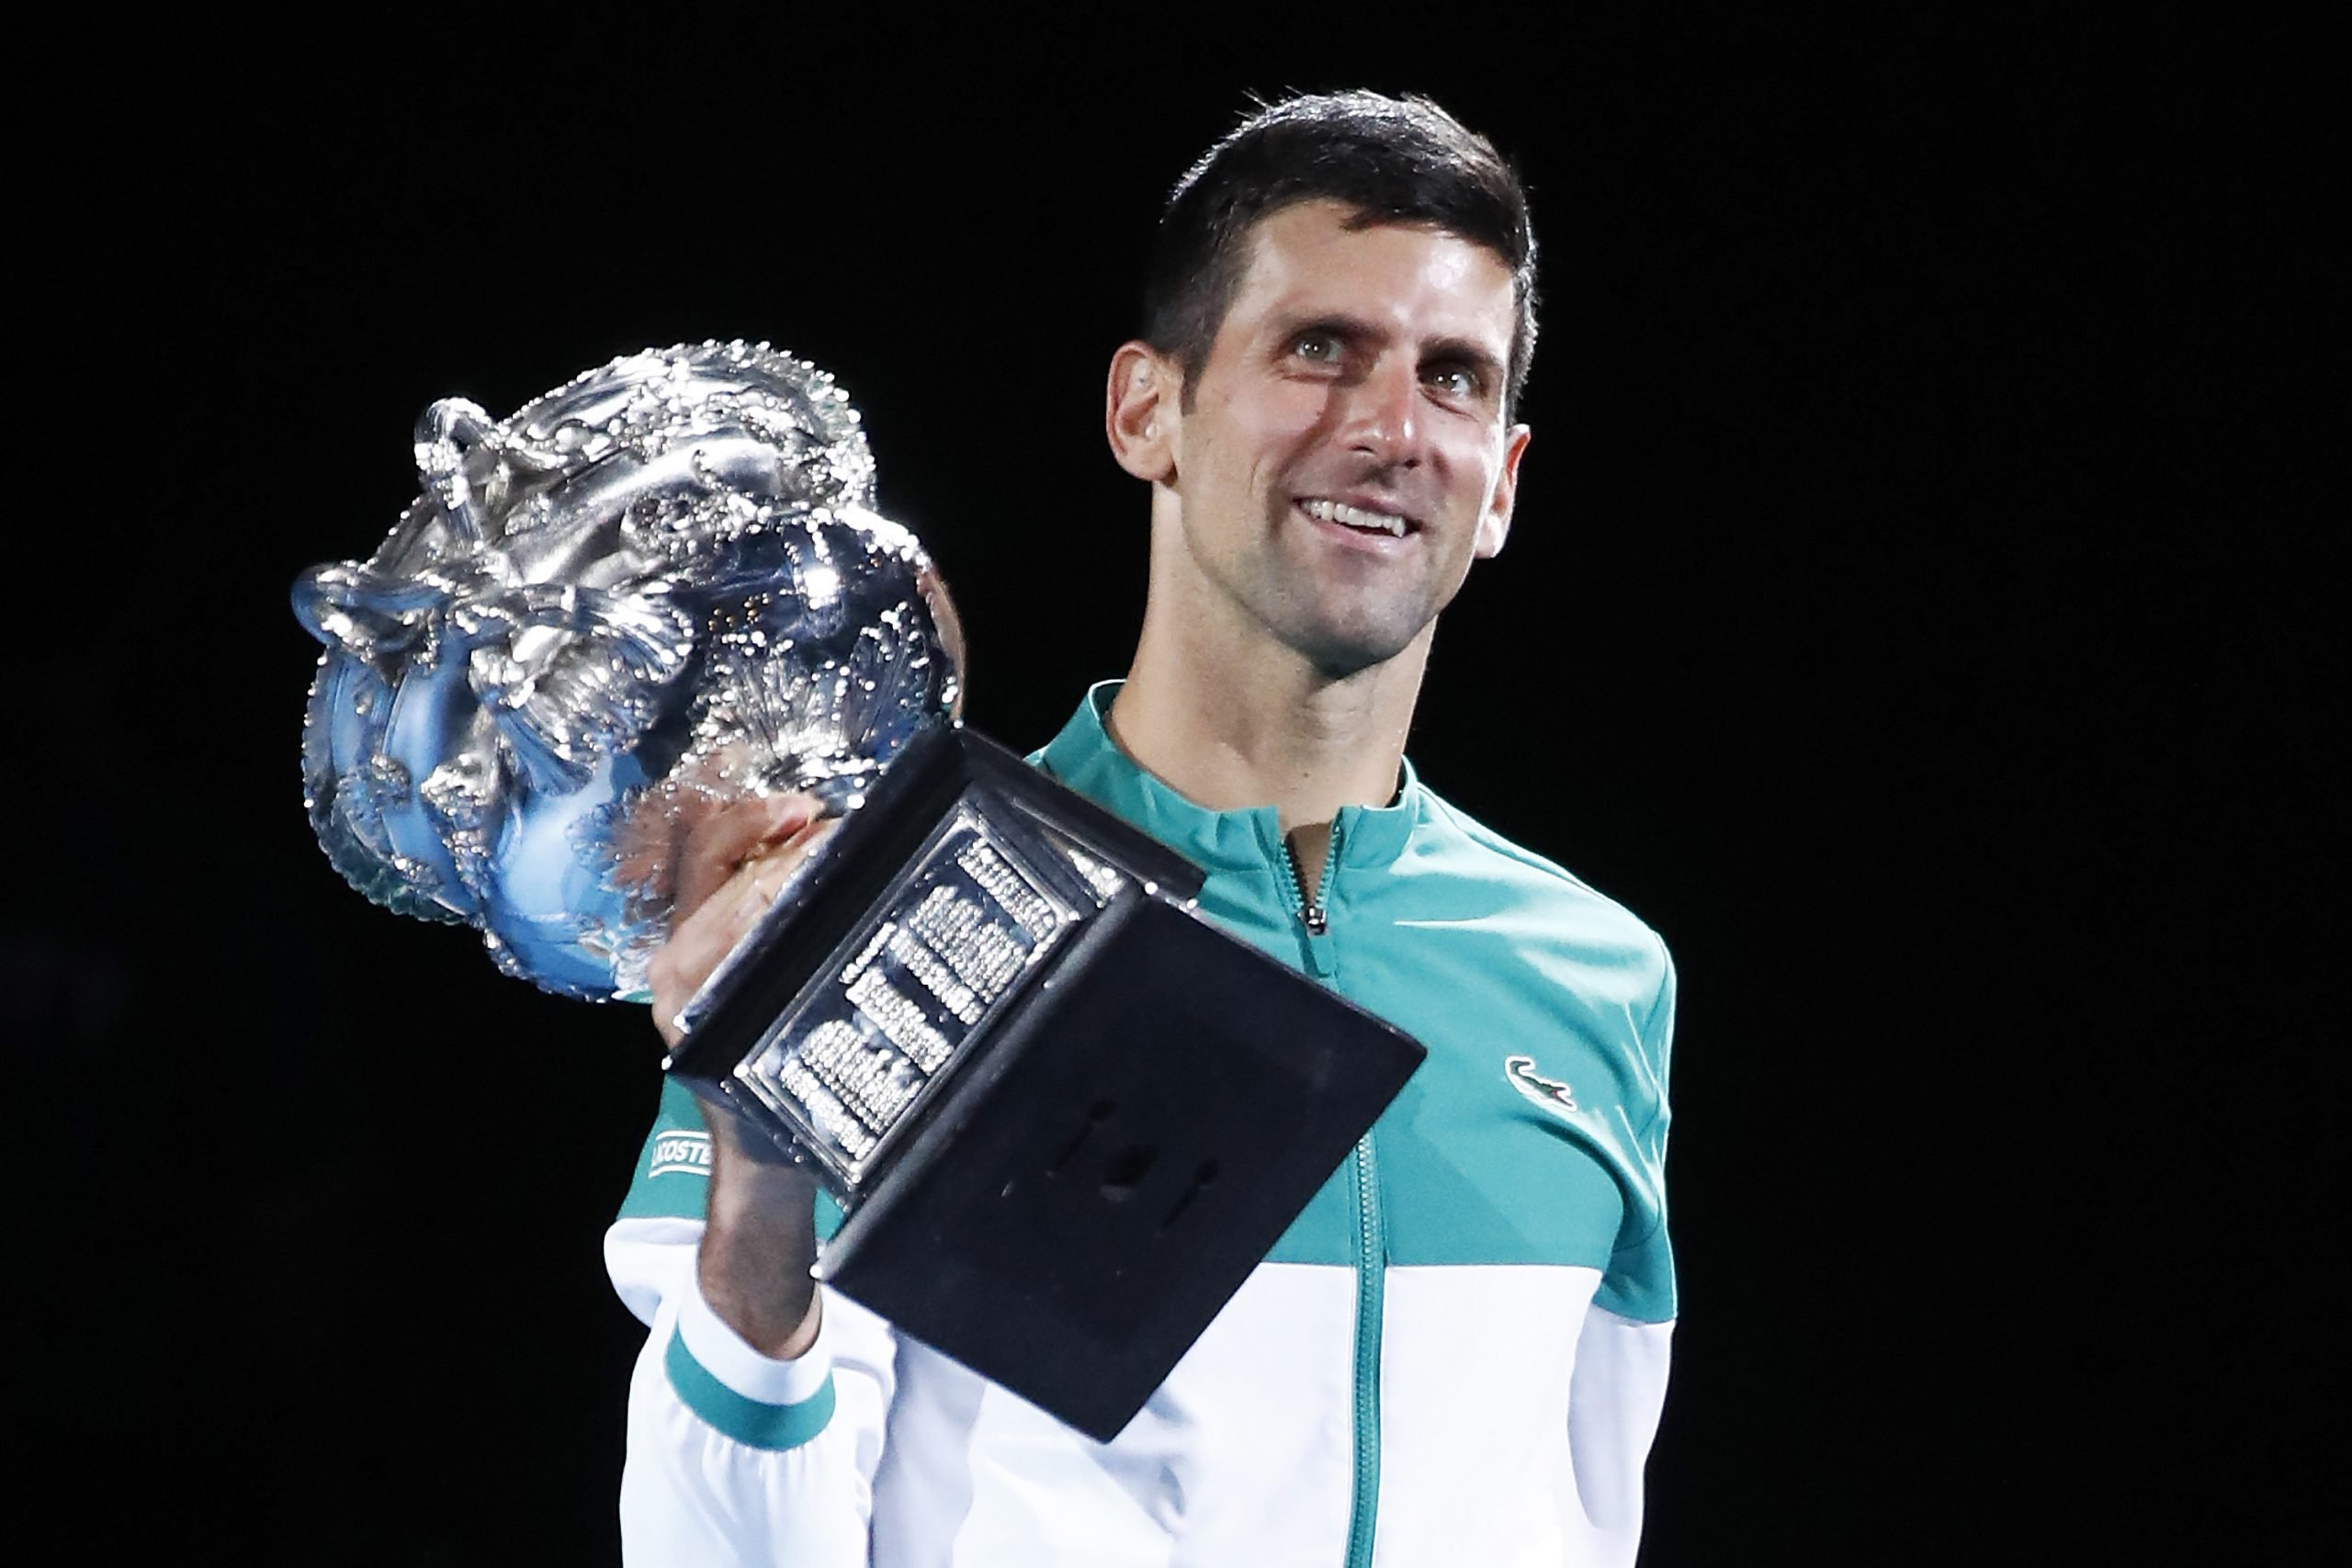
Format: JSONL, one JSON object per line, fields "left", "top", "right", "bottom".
{"left": 1036, "top": 681, "right": 1422, "bottom": 874}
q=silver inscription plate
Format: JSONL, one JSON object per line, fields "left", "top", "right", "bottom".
{"left": 733, "top": 803, "right": 1085, "bottom": 1185}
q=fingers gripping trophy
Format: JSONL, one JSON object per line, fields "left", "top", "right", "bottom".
{"left": 294, "top": 342, "right": 1422, "bottom": 1439}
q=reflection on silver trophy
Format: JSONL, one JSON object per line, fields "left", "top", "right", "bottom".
{"left": 292, "top": 341, "right": 965, "bottom": 1004}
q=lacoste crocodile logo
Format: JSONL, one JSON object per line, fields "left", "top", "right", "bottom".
{"left": 1504, "top": 1055, "right": 1577, "bottom": 1115}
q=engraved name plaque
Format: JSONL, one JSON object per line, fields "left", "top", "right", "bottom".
{"left": 735, "top": 807, "right": 1088, "bottom": 1188}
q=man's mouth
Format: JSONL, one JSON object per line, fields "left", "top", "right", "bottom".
{"left": 1296, "top": 497, "right": 1414, "bottom": 539}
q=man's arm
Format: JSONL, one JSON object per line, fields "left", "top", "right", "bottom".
{"left": 606, "top": 794, "right": 890, "bottom": 1565}
{"left": 1564, "top": 944, "right": 1678, "bottom": 1567}
{"left": 1563, "top": 1302, "right": 1674, "bottom": 1567}
{"left": 645, "top": 795, "right": 835, "bottom": 1359}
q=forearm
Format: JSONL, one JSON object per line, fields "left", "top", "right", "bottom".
{"left": 697, "top": 1113, "right": 824, "bottom": 1359}
{"left": 611, "top": 795, "right": 888, "bottom": 1563}
{"left": 650, "top": 794, "right": 842, "bottom": 1358}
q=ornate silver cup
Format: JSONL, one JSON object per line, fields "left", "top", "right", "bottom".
{"left": 293, "top": 341, "right": 963, "bottom": 1002}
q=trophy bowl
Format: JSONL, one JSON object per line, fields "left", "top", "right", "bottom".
{"left": 291, "top": 340, "right": 963, "bottom": 1001}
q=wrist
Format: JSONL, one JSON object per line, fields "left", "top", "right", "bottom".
{"left": 683, "top": 1259, "right": 830, "bottom": 1377}
{"left": 695, "top": 1257, "right": 822, "bottom": 1359}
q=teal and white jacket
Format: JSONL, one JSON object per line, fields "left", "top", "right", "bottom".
{"left": 606, "top": 684, "right": 1677, "bottom": 1566}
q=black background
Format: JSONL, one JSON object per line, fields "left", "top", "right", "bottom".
{"left": 7, "top": 9, "right": 2332, "bottom": 1563}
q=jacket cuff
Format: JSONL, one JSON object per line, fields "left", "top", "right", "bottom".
{"left": 665, "top": 1275, "right": 837, "bottom": 1450}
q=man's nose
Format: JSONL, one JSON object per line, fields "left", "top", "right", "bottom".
{"left": 1340, "top": 356, "right": 1421, "bottom": 467}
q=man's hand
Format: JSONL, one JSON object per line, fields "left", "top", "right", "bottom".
{"left": 648, "top": 792, "right": 838, "bottom": 1049}
{"left": 650, "top": 792, "right": 841, "bottom": 1359}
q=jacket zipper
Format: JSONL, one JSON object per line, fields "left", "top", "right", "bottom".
{"left": 1283, "top": 825, "right": 1383, "bottom": 1568}
{"left": 1342, "top": 1133, "right": 1385, "bottom": 1568}
{"left": 1278, "top": 829, "right": 1338, "bottom": 934}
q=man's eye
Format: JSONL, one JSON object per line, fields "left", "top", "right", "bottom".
{"left": 1428, "top": 366, "right": 1479, "bottom": 398}
{"left": 1293, "top": 333, "right": 1340, "bottom": 361}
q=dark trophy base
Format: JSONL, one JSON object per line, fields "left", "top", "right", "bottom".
{"left": 666, "top": 723, "right": 1425, "bottom": 1441}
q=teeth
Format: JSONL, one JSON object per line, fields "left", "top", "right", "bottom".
{"left": 1301, "top": 499, "right": 1408, "bottom": 537}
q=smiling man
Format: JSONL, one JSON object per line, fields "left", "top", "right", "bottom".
{"left": 610, "top": 92, "right": 1679, "bottom": 1566}
{"left": 1102, "top": 193, "right": 1529, "bottom": 900}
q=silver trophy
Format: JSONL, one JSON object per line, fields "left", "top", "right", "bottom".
{"left": 295, "top": 343, "right": 1423, "bottom": 1438}
{"left": 293, "top": 341, "right": 965, "bottom": 1004}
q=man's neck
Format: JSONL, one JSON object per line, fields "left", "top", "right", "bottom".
{"left": 1107, "top": 611, "right": 1429, "bottom": 891}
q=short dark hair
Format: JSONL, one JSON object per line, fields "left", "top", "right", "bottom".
{"left": 1143, "top": 90, "right": 1539, "bottom": 418}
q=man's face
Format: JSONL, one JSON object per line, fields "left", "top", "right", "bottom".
{"left": 1161, "top": 199, "right": 1530, "bottom": 678}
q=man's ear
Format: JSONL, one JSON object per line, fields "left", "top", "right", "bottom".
{"left": 1476, "top": 423, "right": 1532, "bottom": 558}
{"left": 1106, "top": 342, "right": 1178, "bottom": 484}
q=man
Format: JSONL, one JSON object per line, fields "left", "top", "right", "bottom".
{"left": 607, "top": 91, "right": 1677, "bottom": 1565}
